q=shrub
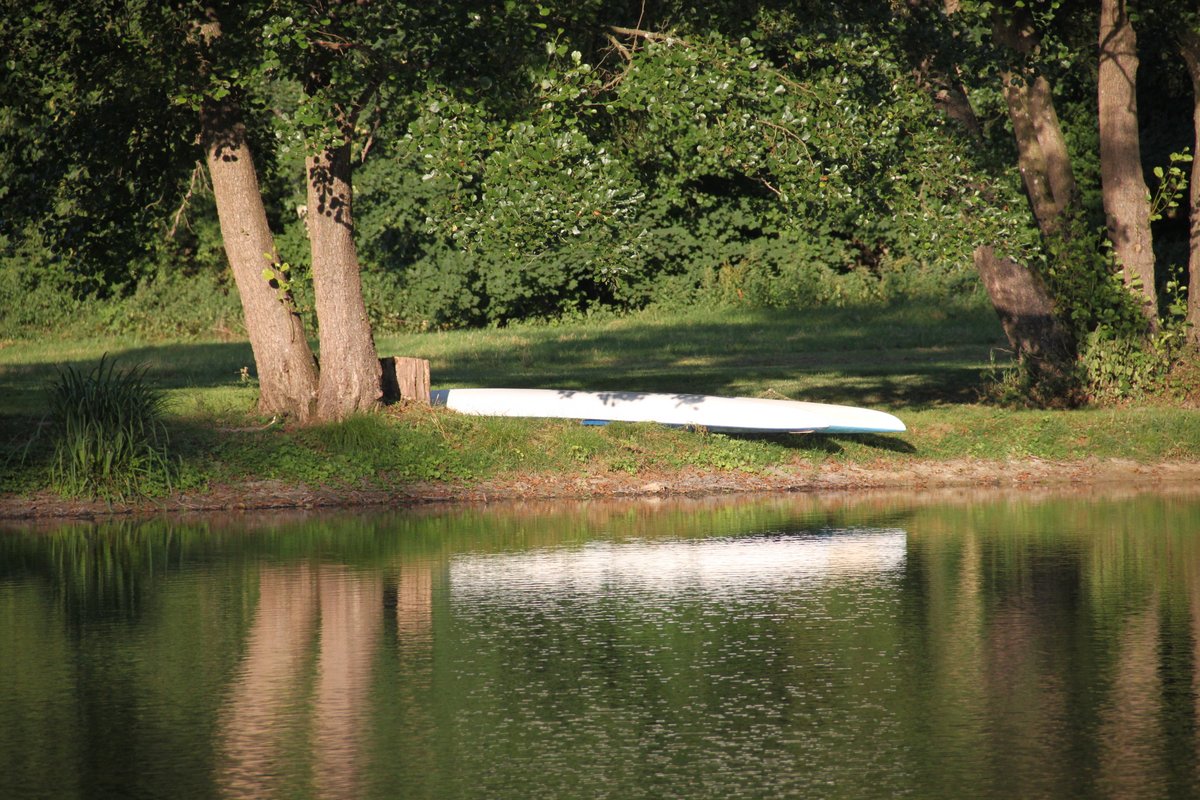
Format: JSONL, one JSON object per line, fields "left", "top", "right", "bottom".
{"left": 98, "top": 268, "right": 244, "bottom": 339}
{"left": 47, "top": 356, "right": 176, "bottom": 499}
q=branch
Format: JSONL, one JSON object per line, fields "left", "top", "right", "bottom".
{"left": 600, "top": 33, "right": 636, "bottom": 91}
{"left": 756, "top": 118, "right": 815, "bottom": 165}
{"left": 360, "top": 106, "right": 382, "bottom": 164}
{"left": 312, "top": 28, "right": 355, "bottom": 51}
{"left": 607, "top": 25, "right": 688, "bottom": 46}
{"left": 340, "top": 76, "right": 384, "bottom": 134}
{"left": 167, "top": 161, "right": 205, "bottom": 240}
{"left": 604, "top": 32, "right": 632, "bottom": 62}
{"left": 758, "top": 177, "right": 782, "bottom": 198}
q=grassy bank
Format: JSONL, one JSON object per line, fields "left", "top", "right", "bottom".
{"left": 3, "top": 300, "right": 1200, "bottom": 507}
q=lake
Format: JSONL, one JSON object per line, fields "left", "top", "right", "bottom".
{"left": 2, "top": 488, "right": 1199, "bottom": 799}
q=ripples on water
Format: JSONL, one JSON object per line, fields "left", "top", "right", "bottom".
{"left": 445, "top": 530, "right": 907, "bottom": 798}
{"left": 1, "top": 492, "right": 1199, "bottom": 799}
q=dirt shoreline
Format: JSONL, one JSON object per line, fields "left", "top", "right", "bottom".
{"left": 3, "top": 457, "right": 1200, "bottom": 521}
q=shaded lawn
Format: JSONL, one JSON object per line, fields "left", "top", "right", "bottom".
{"left": 5, "top": 299, "right": 1199, "bottom": 501}
{"left": 376, "top": 301, "right": 1006, "bottom": 407}
{"left": 2, "top": 300, "right": 1005, "bottom": 418}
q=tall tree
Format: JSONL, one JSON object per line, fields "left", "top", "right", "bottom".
{"left": 280, "top": 1, "right": 395, "bottom": 418}
{"left": 1098, "top": 0, "right": 1157, "bottom": 324}
{"left": 992, "top": 8, "right": 1078, "bottom": 239}
{"left": 919, "top": 2, "right": 1081, "bottom": 389}
{"left": 307, "top": 142, "right": 382, "bottom": 418}
{"left": 198, "top": 15, "right": 320, "bottom": 422}
{"left": 1181, "top": 28, "right": 1200, "bottom": 344}
{"left": 201, "top": 99, "right": 321, "bottom": 421}
{"left": 195, "top": 1, "right": 399, "bottom": 420}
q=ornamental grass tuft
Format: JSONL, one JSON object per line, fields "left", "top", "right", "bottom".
{"left": 48, "top": 355, "right": 175, "bottom": 500}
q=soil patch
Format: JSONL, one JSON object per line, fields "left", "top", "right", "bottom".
{"left": 3, "top": 457, "right": 1200, "bottom": 521}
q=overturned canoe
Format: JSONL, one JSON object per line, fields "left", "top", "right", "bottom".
{"left": 429, "top": 388, "right": 905, "bottom": 434}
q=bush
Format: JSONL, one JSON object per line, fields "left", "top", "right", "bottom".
{"left": 0, "top": 228, "right": 90, "bottom": 338}
{"left": 47, "top": 356, "right": 177, "bottom": 499}
{"left": 97, "top": 268, "right": 244, "bottom": 339}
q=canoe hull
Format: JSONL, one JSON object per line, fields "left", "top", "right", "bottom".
{"left": 430, "top": 388, "right": 905, "bottom": 434}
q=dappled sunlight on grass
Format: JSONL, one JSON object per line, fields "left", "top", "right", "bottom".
{"left": 376, "top": 301, "right": 1006, "bottom": 407}
{"left": 0, "top": 339, "right": 260, "bottom": 416}
{"left": 163, "top": 386, "right": 261, "bottom": 421}
{"left": 1, "top": 302, "right": 1005, "bottom": 420}
{"left": 6, "top": 300, "right": 1200, "bottom": 505}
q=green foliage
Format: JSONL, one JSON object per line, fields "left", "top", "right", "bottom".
{"left": 45, "top": 356, "right": 177, "bottom": 499}
{"left": 0, "top": 1, "right": 199, "bottom": 293}
{"left": 683, "top": 433, "right": 781, "bottom": 472}
{"left": 1149, "top": 150, "right": 1193, "bottom": 224}
{"left": 1079, "top": 326, "right": 1184, "bottom": 402}
{"left": 1032, "top": 208, "right": 1192, "bottom": 402}
{"left": 982, "top": 350, "right": 1085, "bottom": 410}
{"left": 1, "top": 0, "right": 1195, "bottom": 423}
{"left": 1076, "top": 271, "right": 1192, "bottom": 402}
{"left": 0, "top": 227, "right": 88, "bottom": 336}
{"left": 348, "top": 9, "right": 1035, "bottom": 328}
{"left": 97, "top": 268, "right": 245, "bottom": 339}
{"left": 0, "top": 258, "right": 244, "bottom": 340}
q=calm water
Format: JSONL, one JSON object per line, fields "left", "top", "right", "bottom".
{"left": 2, "top": 489, "right": 1199, "bottom": 799}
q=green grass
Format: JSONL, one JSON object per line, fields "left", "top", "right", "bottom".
{"left": 3, "top": 299, "right": 1199, "bottom": 502}
{"left": 377, "top": 300, "right": 1000, "bottom": 407}
{"left": 42, "top": 356, "right": 180, "bottom": 499}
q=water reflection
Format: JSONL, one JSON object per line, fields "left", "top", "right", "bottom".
{"left": 217, "top": 565, "right": 387, "bottom": 799}
{"left": 0, "top": 490, "right": 1198, "bottom": 798}
{"left": 449, "top": 528, "right": 906, "bottom": 599}
{"left": 218, "top": 566, "right": 319, "bottom": 799}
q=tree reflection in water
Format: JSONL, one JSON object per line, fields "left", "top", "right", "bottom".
{"left": 217, "top": 565, "right": 392, "bottom": 799}
{"left": 1, "top": 490, "right": 1199, "bottom": 799}
{"left": 218, "top": 566, "right": 318, "bottom": 798}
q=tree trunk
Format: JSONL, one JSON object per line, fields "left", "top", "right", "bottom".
{"left": 1027, "top": 76, "right": 1076, "bottom": 215}
{"left": 201, "top": 100, "right": 319, "bottom": 422}
{"left": 1098, "top": 0, "right": 1157, "bottom": 324}
{"left": 306, "top": 142, "right": 382, "bottom": 420}
{"left": 1181, "top": 30, "right": 1200, "bottom": 345}
{"left": 974, "top": 246, "right": 1076, "bottom": 395}
{"left": 992, "top": 11, "right": 1077, "bottom": 237}
{"left": 380, "top": 357, "right": 431, "bottom": 405}
{"left": 1001, "top": 72, "right": 1063, "bottom": 238}
{"left": 924, "top": 0, "right": 981, "bottom": 139}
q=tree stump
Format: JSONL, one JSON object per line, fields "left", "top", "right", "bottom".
{"left": 380, "top": 357, "right": 431, "bottom": 405}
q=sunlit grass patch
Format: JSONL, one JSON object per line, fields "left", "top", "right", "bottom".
{"left": 4, "top": 301, "right": 1200, "bottom": 504}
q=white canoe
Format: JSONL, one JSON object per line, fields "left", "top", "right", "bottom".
{"left": 429, "top": 388, "right": 905, "bottom": 434}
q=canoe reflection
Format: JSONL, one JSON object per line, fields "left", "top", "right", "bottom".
{"left": 449, "top": 529, "right": 906, "bottom": 598}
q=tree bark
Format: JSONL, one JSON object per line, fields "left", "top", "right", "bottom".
{"left": 974, "top": 246, "right": 1075, "bottom": 381}
{"left": 201, "top": 100, "right": 320, "bottom": 422}
{"left": 992, "top": 11, "right": 1077, "bottom": 237}
{"left": 920, "top": 0, "right": 980, "bottom": 139}
{"left": 306, "top": 142, "right": 382, "bottom": 420}
{"left": 1098, "top": 0, "right": 1157, "bottom": 324}
{"left": 380, "top": 357, "right": 430, "bottom": 404}
{"left": 1001, "top": 72, "right": 1063, "bottom": 238}
{"left": 1027, "top": 76, "right": 1076, "bottom": 216}
{"left": 1181, "top": 30, "right": 1200, "bottom": 345}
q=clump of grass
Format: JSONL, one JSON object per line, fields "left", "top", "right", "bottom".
{"left": 47, "top": 355, "right": 176, "bottom": 499}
